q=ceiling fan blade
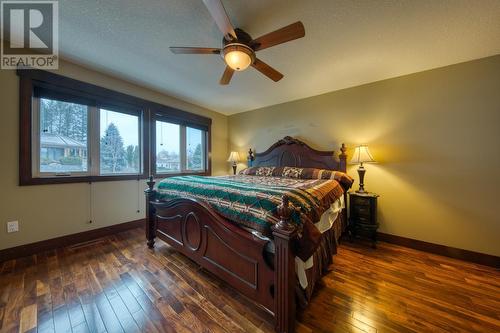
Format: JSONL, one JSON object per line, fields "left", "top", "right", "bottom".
{"left": 170, "top": 47, "right": 220, "bottom": 54}
{"left": 202, "top": 0, "right": 236, "bottom": 40}
{"left": 251, "top": 58, "right": 283, "bottom": 82}
{"left": 220, "top": 66, "right": 234, "bottom": 85}
{"left": 251, "top": 21, "right": 305, "bottom": 51}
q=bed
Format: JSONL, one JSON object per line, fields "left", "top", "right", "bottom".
{"left": 145, "top": 136, "right": 351, "bottom": 333}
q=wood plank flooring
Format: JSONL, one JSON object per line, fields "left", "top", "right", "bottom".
{"left": 0, "top": 228, "right": 498, "bottom": 333}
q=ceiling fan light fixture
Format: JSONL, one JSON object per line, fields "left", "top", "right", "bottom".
{"left": 222, "top": 44, "right": 254, "bottom": 71}
{"left": 170, "top": 0, "right": 305, "bottom": 84}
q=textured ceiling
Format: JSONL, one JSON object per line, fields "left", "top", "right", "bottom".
{"left": 59, "top": 0, "right": 500, "bottom": 115}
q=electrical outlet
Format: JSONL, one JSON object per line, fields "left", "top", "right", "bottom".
{"left": 7, "top": 221, "right": 19, "bottom": 233}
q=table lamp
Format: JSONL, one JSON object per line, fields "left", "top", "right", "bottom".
{"left": 350, "top": 145, "right": 376, "bottom": 193}
{"left": 227, "top": 151, "right": 240, "bottom": 175}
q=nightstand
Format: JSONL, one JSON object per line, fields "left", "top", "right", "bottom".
{"left": 348, "top": 192, "right": 379, "bottom": 248}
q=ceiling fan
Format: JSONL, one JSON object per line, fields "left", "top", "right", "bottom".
{"left": 170, "top": 0, "right": 305, "bottom": 85}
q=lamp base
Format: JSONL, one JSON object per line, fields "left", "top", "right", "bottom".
{"left": 356, "top": 164, "right": 366, "bottom": 193}
{"left": 232, "top": 164, "right": 237, "bottom": 175}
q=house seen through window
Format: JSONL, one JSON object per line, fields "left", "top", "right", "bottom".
{"left": 39, "top": 98, "right": 88, "bottom": 174}
{"left": 36, "top": 97, "right": 142, "bottom": 177}
{"left": 156, "top": 121, "right": 180, "bottom": 173}
{"left": 155, "top": 121, "right": 206, "bottom": 174}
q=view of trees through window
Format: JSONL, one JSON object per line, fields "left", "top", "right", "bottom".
{"left": 39, "top": 101, "right": 141, "bottom": 175}
{"left": 39, "top": 98, "right": 88, "bottom": 173}
{"left": 100, "top": 110, "right": 140, "bottom": 174}
{"left": 25, "top": 75, "right": 212, "bottom": 184}
{"left": 186, "top": 127, "right": 204, "bottom": 170}
{"left": 36, "top": 98, "right": 205, "bottom": 177}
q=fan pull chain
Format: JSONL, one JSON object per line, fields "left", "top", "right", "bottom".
{"left": 88, "top": 181, "right": 93, "bottom": 224}
{"left": 105, "top": 110, "right": 109, "bottom": 145}
{"left": 160, "top": 122, "right": 164, "bottom": 146}
{"left": 137, "top": 178, "right": 141, "bottom": 214}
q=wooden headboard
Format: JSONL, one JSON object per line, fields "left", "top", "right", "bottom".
{"left": 252, "top": 136, "right": 347, "bottom": 172}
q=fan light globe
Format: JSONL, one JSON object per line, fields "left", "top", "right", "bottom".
{"left": 222, "top": 44, "right": 254, "bottom": 71}
{"left": 225, "top": 50, "right": 251, "bottom": 71}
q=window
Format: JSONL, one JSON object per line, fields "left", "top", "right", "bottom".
{"left": 155, "top": 121, "right": 180, "bottom": 173}
{"left": 186, "top": 127, "right": 205, "bottom": 171}
{"left": 37, "top": 98, "right": 89, "bottom": 175}
{"left": 153, "top": 117, "right": 208, "bottom": 176}
{"left": 100, "top": 109, "right": 141, "bottom": 175}
{"left": 19, "top": 69, "right": 211, "bottom": 185}
{"left": 32, "top": 96, "right": 143, "bottom": 179}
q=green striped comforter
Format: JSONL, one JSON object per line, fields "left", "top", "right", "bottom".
{"left": 156, "top": 175, "right": 344, "bottom": 236}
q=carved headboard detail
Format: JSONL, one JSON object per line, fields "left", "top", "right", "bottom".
{"left": 253, "top": 136, "right": 347, "bottom": 172}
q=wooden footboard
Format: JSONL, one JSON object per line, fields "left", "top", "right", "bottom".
{"left": 145, "top": 177, "right": 297, "bottom": 333}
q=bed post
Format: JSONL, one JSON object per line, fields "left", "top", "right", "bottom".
{"left": 339, "top": 143, "right": 347, "bottom": 172}
{"left": 338, "top": 144, "right": 349, "bottom": 233}
{"left": 145, "top": 175, "right": 157, "bottom": 248}
{"left": 272, "top": 195, "right": 298, "bottom": 333}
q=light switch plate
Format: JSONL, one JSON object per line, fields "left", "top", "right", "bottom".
{"left": 7, "top": 221, "right": 19, "bottom": 233}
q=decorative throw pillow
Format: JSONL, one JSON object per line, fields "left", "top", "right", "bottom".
{"left": 239, "top": 166, "right": 276, "bottom": 176}
{"left": 255, "top": 167, "right": 275, "bottom": 176}
{"left": 282, "top": 167, "right": 304, "bottom": 178}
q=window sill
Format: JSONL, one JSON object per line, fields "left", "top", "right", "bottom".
{"left": 153, "top": 171, "right": 210, "bottom": 179}
{"left": 20, "top": 174, "right": 149, "bottom": 186}
{"left": 20, "top": 171, "right": 212, "bottom": 186}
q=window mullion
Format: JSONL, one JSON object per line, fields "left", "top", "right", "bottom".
{"left": 180, "top": 125, "right": 187, "bottom": 173}
{"left": 89, "top": 106, "right": 100, "bottom": 176}
{"left": 140, "top": 111, "right": 144, "bottom": 175}
{"left": 32, "top": 97, "right": 41, "bottom": 178}
{"left": 203, "top": 130, "right": 207, "bottom": 171}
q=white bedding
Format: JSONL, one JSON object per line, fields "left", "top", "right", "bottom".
{"left": 296, "top": 196, "right": 343, "bottom": 289}
{"left": 248, "top": 196, "right": 344, "bottom": 289}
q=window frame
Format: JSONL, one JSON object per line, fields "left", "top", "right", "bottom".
{"left": 97, "top": 103, "right": 144, "bottom": 176}
{"left": 185, "top": 125, "right": 207, "bottom": 172}
{"left": 32, "top": 96, "right": 92, "bottom": 178}
{"left": 151, "top": 110, "right": 210, "bottom": 179}
{"left": 18, "top": 69, "right": 212, "bottom": 186}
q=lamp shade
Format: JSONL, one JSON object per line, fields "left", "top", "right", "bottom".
{"left": 227, "top": 151, "right": 240, "bottom": 163}
{"left": 350, "top": 145, "right": 376, "bottom": 164}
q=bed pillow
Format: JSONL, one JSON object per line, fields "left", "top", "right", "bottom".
{"left": 270, "top": 166, "right": 352, "bottom": 190}
{"left": 317, "top": 169, "right": 354, "bottom": 191}
{"left": 239, "top": 166, "right": 354, "bottom": 190}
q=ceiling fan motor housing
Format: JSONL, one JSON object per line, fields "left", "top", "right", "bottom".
{"left": 223, "top": 28, "right": 253, "bottom": 46}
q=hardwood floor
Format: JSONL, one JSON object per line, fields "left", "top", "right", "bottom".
{"left": 0, "top": 228, "right": 498, "bottom": 333}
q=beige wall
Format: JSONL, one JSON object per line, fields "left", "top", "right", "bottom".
{"left": 0, "top": 60, "right": 228, "bottom": 250}
{"left": 229, "top": 55, "right": 500, "bottom": 256}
